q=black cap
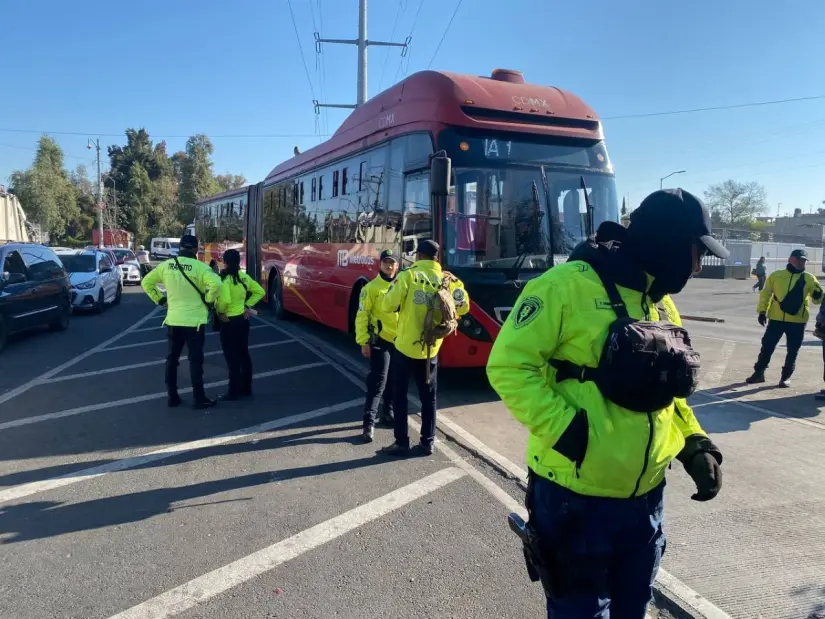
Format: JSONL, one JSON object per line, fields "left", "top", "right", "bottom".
{"left": 631, "top": 189, "right": 729, "bottom": 259}
{"left": 791, "top": 249, "right": 808, "bottom": 261}
{"left": 180, "top": 235, "right": 198, "bottom": 249}
{"left": 379, "top": 249, "right": 398, "bottom": 263}
{"left": 417, "top": 239, "right": 439, "bottom": 259}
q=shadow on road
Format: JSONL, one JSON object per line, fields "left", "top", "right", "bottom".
{"left": 0, "top": 452, "right": 389, "bottom": 544}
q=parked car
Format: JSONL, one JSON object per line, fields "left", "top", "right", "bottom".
{"left": 0, "top": 242, "right": 72, "bottom": 352}
{"left": 110, "top": 248, "right": 142, "bottom": 285}
{"left": 56, "top": 249, "right": 122, "bottom": 313}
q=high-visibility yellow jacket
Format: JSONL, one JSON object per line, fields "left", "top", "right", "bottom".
{"left": 355, "top": 275, "right": 398, "bottom": 346}
{"left": 141, "top": 256, "right": 222, "bottom": 328}
{"left": 381, "top": 259, "right": 470, "bottom": 359}
{"left": 215, "top": 271, "right": 265, "bottom": 318}
{"left": 486, "top": 260, "right": 707, "bottom": 499}
{"left": 757, "top": 266, "right": 822, "bottom": 323}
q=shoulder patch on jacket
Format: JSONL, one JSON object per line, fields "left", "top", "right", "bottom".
{"left": 513, "top": 296, "right": 543, "bottom": 329}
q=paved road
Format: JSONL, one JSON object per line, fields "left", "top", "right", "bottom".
{"left": 0, "top": 289, "right": 549, "bottom": 619}
{"left": 3, "top": 275, "right": 822, "bottom": 618}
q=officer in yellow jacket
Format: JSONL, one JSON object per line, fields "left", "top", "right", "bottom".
{"left": 746, "top": 248, "right": 823, "bottom": 387}
{"left": 141, "top": 234, "right": 223, "bottom": 409}
{"left": 379, "top": 239, "right": 469, "bottom": 456}
{"left": 355, "top": 249, "right": 399, "bottom": 442}
{"left": 215, "top": 249, "right": 265, "bottom": 400}
{"left": 488, "top": 190, "right": 726, "bottom": 619}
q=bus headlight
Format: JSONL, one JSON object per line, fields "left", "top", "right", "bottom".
{"left": 457, "top": 314, "right": 492, "bottom": 342}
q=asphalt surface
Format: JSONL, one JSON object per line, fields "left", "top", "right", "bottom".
{"left": 0, "top": 288, "right": 549, "bottom": 619}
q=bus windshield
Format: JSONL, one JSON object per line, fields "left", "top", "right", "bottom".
{"left": 439, "top": 131, "right": 619, "bottom": 271}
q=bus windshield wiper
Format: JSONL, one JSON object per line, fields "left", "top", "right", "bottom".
{"left": 505, "top": 180, "right": 541, "bottom": 281}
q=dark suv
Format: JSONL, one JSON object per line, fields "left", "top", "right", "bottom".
{"left": 0, "top": 242, "right": 72, "bottom": 352}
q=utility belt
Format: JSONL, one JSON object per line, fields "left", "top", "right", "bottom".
{"left": 507, "top": 471, "right": 556, "bottom": 599}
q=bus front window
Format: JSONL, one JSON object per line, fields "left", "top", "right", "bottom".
{"left": 446, "top": 167, "right": 552, "bottom": 271}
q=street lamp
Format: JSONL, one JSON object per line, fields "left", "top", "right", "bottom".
{"left": 660, "top": 170, "right": 687, "bottom": 190}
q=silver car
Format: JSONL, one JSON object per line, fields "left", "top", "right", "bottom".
{"left": 56, "top": 250, "right": 122, "bottom": 313}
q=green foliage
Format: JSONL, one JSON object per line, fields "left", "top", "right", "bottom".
{"left": 703, "top": 180, "right": 768, "bottom": 226}
{"left": 11, "top": 130, "right": 244, "bottom": 246}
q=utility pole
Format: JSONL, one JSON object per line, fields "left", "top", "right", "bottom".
{"left": 314, "top": 0, "right": 409, "bottom": 111}
{"left": 87, "top": 138, "right": 104, "bottom": 248}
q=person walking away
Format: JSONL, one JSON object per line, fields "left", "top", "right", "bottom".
{"left": 379, "top": 240, "right": 469, "bottom": 456}
{"left": 752, "top": 256, "right": 766, "bottom": 291}
{"left": 141, "top": 234, "right": 223, "bottom": 409}
{"left": 488, "top": 189, "right": 726, "bottom": 619}
{"left": 214, "top": 249, "right": 265, "bottom": 400}
{"left": 136, "top": 244, "right": 151, "bottom": 276}
{"left": 355, "top": 250, "right": 400, "bottom": 443}
{"left": 746, "top": 249, "right": 823, "bottom": 387}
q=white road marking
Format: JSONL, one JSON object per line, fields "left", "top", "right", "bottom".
{"left": 0, "top": 397, "right": 362, "bottom": 506}
{"left": 692, "top": 332, "right": 821, "bottom": 353}
{"left": 48, "top": 340, "right": 296, "bottom": 383}
{"left": 0, "top": 307, "right": 161, "bottom": 407}
{"left": 265, "top": 318, "right": 732, "bottom": 619}
{"left": 101, "top": 325, "right": 268, "bottom": 352}
{"left": 105, "top": 467, "right": 466, "bottom": 619}
{"left": 699, "top": 340, "right": 736, "bottom": 390}
{"left": 0, "top": 362, "right": 327, "bottom": 432}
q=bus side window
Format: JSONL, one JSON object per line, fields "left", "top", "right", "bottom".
{"left": 318, "top": 174, "right": 324, "bottom": 201}
{"left": 342, "top": 167, "right": 348, "bottom": 195}
{"left": 332, "top": 170, "right": 339, "bottom": 197}
{"left": 358, "top": 161, "right": 366, "bottom": 192}
{"left": 300, "top": 182, "right": 305, "bottom": 205}
{"left": 311, "top": 178, "right": 317, "bottom": 202}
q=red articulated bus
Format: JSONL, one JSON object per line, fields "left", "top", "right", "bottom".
{"left": 196, "top": 68, "right": 619, "bottom": 368}
{"left": 194, "top": 187, "right": 248, "bottom": 273}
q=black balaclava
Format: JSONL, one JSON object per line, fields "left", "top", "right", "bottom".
{"left": 624, "top": 219, "right": 695, "bottom": 297}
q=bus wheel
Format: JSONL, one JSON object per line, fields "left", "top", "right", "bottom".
{"left": 269, "top": 269, "right": 288, "bottom": 320}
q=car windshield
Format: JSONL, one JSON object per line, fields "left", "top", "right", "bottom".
{"left": 112, "top": 249, "right": 135, "bottom": 261}
{"left": 59, "top": 255, "right": 97, "bottom": 273}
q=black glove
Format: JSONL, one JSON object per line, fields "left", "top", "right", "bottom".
{"left": 813, "top": 288, "right": 823, "bottom": 302}
{"left": 757, "top": 312, "right": 767, "bottom": 327}
{"left": 157, "top": 297, "right": 167, "bottom": 307}
{"left": 677, "top": 434, "right": 723, "bottom": 502}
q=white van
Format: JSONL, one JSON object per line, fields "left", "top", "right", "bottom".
{"left": 150, "top": 237, "right": 180, "bottom": 260}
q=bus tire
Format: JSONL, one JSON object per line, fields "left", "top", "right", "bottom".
{"left": 268, "top": 269, "right": 289, "bottom": 320}
{"left": 348, "top": 280, "right": 367, "bottom": 335}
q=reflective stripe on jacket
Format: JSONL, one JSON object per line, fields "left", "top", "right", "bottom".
{"left": 486, "top": 260, "right": 707, "bottom": 499}
{"left": 215, "top": 271, "right": 265, "bottom": 318}
{"left": 141, "top": 256, "right": 222, "bottom": 327}
{"left": 381, "top": 259, "right": 470, "bottom": 359}
{"left": 355, "top": 275, "right": 398, "bottom": 346}
{"left": 756, "top": 266, "right": 822, "bottom": 324}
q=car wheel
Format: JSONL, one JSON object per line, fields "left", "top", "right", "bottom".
{"left": 50, "top": 298, "right": 71, "bottom": 332}
{"left": 113, "top": 283, "right": 122, "bottom": 305}
{"left": 269, "top": 270, "right": 289, "bottom": 320}
{"left": 94, "top": 289, "right": 105, "bottom": 314}
{"left": 0, "top": 316, "right": 7, "bottom": 353}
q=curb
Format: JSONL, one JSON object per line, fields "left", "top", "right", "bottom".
{"left": 681, "top": 315, "right": 726, "bottom": 323}
{"left": 264, "top": 316, "right": 732, "bottom": 619}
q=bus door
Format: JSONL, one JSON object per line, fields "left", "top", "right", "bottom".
{"left": 401, "top": 172, "right": 432, "bottom": 267}
{"left": 245, "top": 182, "right": 264, "bottom": 281}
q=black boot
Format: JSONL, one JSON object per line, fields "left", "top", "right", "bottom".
{"left": 745, "top": 371, "right": 766, "bottom": 384}
{"left": 167, "top": 393, "right": 182, "bottom": 408}
{"left": 192, "top": 386, "right": 217, "bottom": 410}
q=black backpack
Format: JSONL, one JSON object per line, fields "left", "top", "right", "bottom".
{"left": 777, "top": 273, "right": 807, "bottom": 316}
{"left": 549, "top": 254, "right": 700, "bottom": 413}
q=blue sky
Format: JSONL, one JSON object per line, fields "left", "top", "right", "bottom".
{"left": 1, "top": 0, "right": 823, "bottom": 216}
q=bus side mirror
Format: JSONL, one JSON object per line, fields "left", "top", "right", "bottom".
{"left": 430, "top": 154, "right": 451, "bottom": 197}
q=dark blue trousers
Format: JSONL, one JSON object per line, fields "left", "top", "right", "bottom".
{"left": 529, "top": 476, "right": 666, "bottom": 619}
{"left": 391, "top": 351, "right": 437, "bottom": 448}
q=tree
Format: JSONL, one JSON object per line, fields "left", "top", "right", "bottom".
{"left": 179, "top": 134, "right": 219, "bottom": 224}
{"left": 214, "top": 173, "right": 247, "bottom": 192}
{"left": 9, "top": 136, "right": 79, "bottom": 239}
{"left": 703, "top": 180, "right": 767, "bottom": 226}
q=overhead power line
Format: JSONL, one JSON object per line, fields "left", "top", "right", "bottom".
{"left": 428, "top": 0, "right": 463, "bottom": 69}
{"left": 396, "top": 0, "right": 425, "bottom": 82}
{"left": 287, "top": 0, "right": 317, "bottom": 102}
{"left": 604, "top": 94, "right": 825, "bottom": 120}
{"left": 0, "top": 128, "right": 324, "bottom": 139}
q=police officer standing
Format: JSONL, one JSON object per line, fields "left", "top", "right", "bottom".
{"left": 380, "top": 240, "right": 469, "bottom": 456}
{"left": 746, "top": 248, "right": 822, "bottom": 387}
{"left": 355, "top": 249, "right": 399, "bottom": 442}
{"left": 141, "top": 234, "right": 223, "bottom": 409}
{"left": 488, "top": 189, "right": 726, "bottom": 619}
